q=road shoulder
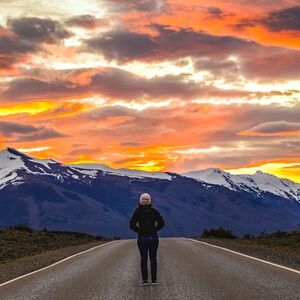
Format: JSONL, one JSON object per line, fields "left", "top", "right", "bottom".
{"left": 192, "top": 237, "right": 300, "bottom": 271}
{"left": 0, "top": 241, "right": 110, "bottom": 284}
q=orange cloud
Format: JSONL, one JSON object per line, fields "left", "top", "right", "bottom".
{"left": 120, "top": 0, "right": 300, "bottom": 50}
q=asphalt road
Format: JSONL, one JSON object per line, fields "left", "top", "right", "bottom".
{"left": 0, "top": 238, "right": 299, "bottom": 300}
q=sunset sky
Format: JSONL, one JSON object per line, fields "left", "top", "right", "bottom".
{"left": 0, "top": 0, "right": 300, "bottom": 182}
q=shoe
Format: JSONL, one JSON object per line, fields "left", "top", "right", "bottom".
{"left": 151, "top": 280, "right": 158, "bottom": 285}
{"left": 141, "top": 280, "right": 148, "bottom": 286}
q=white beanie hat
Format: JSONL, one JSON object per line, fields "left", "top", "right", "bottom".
{"left": 139, "top": 193, "right": 151, "bottom": 205}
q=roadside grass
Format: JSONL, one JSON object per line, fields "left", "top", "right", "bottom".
{"left": 238, "top": 231, "right": 300, "bottom": 253}
{"left": 195, "top": 227, "right": 300, "bottom": 254}
{"left": 0, "top": 224, "right": 113, "bottom": 264}
{"left": 193, "top": 227, "right": 300, "bottom": 270}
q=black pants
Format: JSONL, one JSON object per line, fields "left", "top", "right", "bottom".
{"left": 137, "top": 234, "right": 159, "bottom": 281}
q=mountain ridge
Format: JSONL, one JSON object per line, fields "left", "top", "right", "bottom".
{"left": 1, "top": 147, "right": 298, "bottom": 202}
{"left": 1, "top": 147, "right": 300, "bottom": 238}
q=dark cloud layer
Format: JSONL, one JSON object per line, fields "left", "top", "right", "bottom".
{"left": 203, "top": 6, "right": 229, "bottom": 19}
{"left": 134, "top": 0, "right": 163, "bottom": 12}
{"left": 8, "top": 17, "right": 72, "bottom": 44}
{"left": 65, "top": 15, "right": 108, "bottom": 29}
{"left": 234, "top": 6, "right": 300, "bottom": 32}
{"left": 85, "top": 105, "right": 135, "bottom": 119}
{"left": 0, "top": 121, "right": 65, "bottom": 142}
{"left": 0, "top": 121, "right": 39, "bottom": 136}
{"left": 243, "top": 121, "right": 300, "bottom": 134}
{"left": 0, "top": 30, "right": 40, "bottom": 68}
{"left": 17, "top": 128, "right": 65, "bottom": 142}
{"left": 85, "top": 24, "right": 300, "bottom": 81}
{"left": 85, "top": 24, "right": 253, "bottom": 62}
{"left": 238, "top": 104, "right": 300, "bottom": 126}
{"left": 2, "top": 77, "right": 83, "bottom": 101}
{"left": 103, "top": 0, "right": 164, "bottom": 12}
{"left": 1, "top": 67, "right": 249, "bottom": 102}
{"left": 0, "top": 33, "right": 38, "bottom": 55}
{"left": 205, "top": 7, "right": 223, "bottom": 16}
{"left": 89, "top": 67, "right": 250, "bottom": 100}
{"left": 86, "top": 30, "right": 156, "bottom": 61}
{"left": 260, "top": 6, "right": 300, "bottom": 31}
{"left": 195, "top": 58, "right": 239, "bottom": 79}
{"left": 1, "top": 17, "right": 71, "bottom": 70}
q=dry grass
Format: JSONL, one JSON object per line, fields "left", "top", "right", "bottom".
{"left": 195, "top": 229, "right": 300, "bottom": 270}
{"left": 0, "top": 225, "right": 112, "bottom": 264}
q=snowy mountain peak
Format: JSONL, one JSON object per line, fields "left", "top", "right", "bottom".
{"left": 1, "top": 147, "right": 18, "bottom": 154}
{"left": 0, "top": 147, "right": 59, "bottom": 167}
{"left": 181, "top": 168, "right": 232, "bottom": 187}
{"left": 0, "top": 148, "right": 28, "bottom": 190}
{"left": 0, "top": 147, "right": 27, "bottom": 167}
{"left": 0, "top": 148, "right": 173, "bottom": 191}
{"left": 0, "top": 147, "right": 77, "bottom": 190}
{"left": 0, "top": 147, "right": 31, "bottom": 159}
{"left": 182, "top": 168, "right": 300, "bottom": 202}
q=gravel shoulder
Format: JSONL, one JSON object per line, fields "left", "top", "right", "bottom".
{"left": 0, "top": 241, "right": 110, "bottom": 284}
{"left": 195, "top": 238, "right": 300, "bottom": 271}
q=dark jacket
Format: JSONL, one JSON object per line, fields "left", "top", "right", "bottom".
{"left": 129, "top": 204, "right": 165, "bottom": 236}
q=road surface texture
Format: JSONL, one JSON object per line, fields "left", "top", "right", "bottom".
{"left": 0, "top": 237, "right": 299, "bottom": 300}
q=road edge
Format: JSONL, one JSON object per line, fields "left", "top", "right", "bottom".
{"left": 183, "top": 238, "right": 300, "bottom": 274}
{"left": 0, "top": 240, "right": 117, "bottom": 287}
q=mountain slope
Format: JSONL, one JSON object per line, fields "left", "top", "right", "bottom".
{"left": 1, "top": 148, "right": 300, "bottom": 238}
{"left": 182, "top": 168, "right": 300, "bottom": 202}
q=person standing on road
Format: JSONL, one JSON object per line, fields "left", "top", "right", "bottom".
{"left": 129, "top": 193, "right": 165, "bottom": 286}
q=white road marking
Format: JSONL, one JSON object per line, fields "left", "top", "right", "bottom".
{"left": 0, "top": 240, "right": 117, "bottom": 287}
{"left": 184, "top": 238, "right": 300, "bottom": 275}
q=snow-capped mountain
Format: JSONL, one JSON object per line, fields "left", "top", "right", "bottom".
{"left": 0, "top": 147, "right": 89, "bottom": 190}
{"left": 182, "top": 168, "right": 300, "bottom": 202}
{"left": 0, "top": 147, "right": 173, "bottom": 190}
{"left": 2, "top": 147, "right": 299, "bottom": 202}
{"left": 1, "top": 147, "right": 300, "bottom": 238}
